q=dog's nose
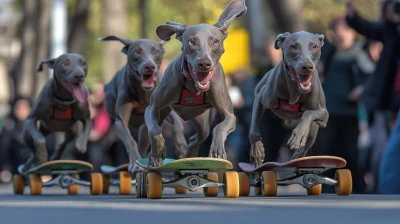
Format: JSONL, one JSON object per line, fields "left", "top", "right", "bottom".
{"left": 197, "top": 59, "right": 211, "bottom": 71}
{"left": 301, "top": 62, "right": 314, "bottom": 73}
{"left": 143, "top": 63, "right": 156, "bottom": 73}
{"left": 75, "top": 73, "right": 85, "bottom": 81}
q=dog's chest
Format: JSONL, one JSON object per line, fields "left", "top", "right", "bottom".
{"left": 170, "top": 88, "right": 212, "bottom": 121}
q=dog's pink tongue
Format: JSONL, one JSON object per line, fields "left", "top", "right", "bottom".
{"left": 299, "top": 74, "right": 313, "bottom": 85}
{"left": 72, "top": 84, "right": 89, "bottom": 103}
{"left": 141, "top": 74, "right": 156, "bottom": 88}
{"left": 194, "top": 70, "right": 214, "bottom": 85}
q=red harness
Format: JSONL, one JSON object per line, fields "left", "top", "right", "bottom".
{"left": 133, "top": 101, "right": 146, "bottom": 114}
{"left": 178, "top": 88, "right": 205, "bottom": 106}
{"left": 278, "top": 100, "right": 301, "bottom": 113}
{"left": 52, "top": 107, "right": 73, "bottom": 120}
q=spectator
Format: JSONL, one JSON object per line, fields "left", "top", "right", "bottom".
{"left": 309, "top": 16, "right": 363, "bottom": 194}
{"left": 346, "top": 0, "right": 400, "bottom": 194}
{"left": 0, "top": 96, "right": 32, "bottom": 183}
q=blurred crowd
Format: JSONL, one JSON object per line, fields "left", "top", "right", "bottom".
{"left": 0, "top": 0, "right": 400, "bottom": 195}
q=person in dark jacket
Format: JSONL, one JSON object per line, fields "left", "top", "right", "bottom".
{"left": 346, "top": 0, "right": 400, "bottom": 194}
{"left": 0, "top": 96, "right": 32, "bottom": 182}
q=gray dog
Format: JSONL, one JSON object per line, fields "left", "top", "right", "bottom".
{"left": 22, "top": 53, "right": 92, "bottom": 171}
{"left": 249, "top": 31, "right": 329, "bottom": 167}
{"left": 99, "top": 36, "right": 187, "bottom": 172}
{"left": 144, "top": 0, "right": 247, "bottom": 167}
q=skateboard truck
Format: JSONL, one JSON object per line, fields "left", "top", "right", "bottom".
{"left": 162, "top": 170, "right": 224, "bottom": 192}
{"left": 43, "top": 174, "right": 91, "bottom": 188}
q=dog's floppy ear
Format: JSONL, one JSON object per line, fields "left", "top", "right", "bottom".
{"left": 274, "top": 32, "right": 290, "bottom": 50}
{"left": 316, "top": 34, "right": 324, "bottom": 47}
{"left": 214, "top": 0, "right": 247, "bottom": 37}
{"left": 156, "top": 21, "right": 187, "bottom": 42}
{"left": 37, "top": 58, "right": 56, "bottom": 72}
{"left": 98, "top": 35, "right": 133, "bottom": 55}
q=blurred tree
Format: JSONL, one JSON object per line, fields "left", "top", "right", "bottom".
{"left": 68, "top": 0, "right": 91, "bottom": 54}
{"left": 267, "top": 0, "right": 305, "bottom": 33}
{"left": 102, "top": 0, "right": 128, "bottom": 83}
{"left": 139, "top": 0, "right": 148, "bottom": 38}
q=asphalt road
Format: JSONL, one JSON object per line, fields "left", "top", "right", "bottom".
{"left": 0, "top": 184, "right": 399, "bottom": 224}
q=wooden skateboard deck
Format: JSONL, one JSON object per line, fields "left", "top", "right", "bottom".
{"left": 100, "top": 164, "right": 129, "bottom": 174}
{"left": 238, "top": 156, "right": 346, "bottom": 173}
{"left": 18, "top": 160, "right": 93, "bottom": 175}
{"left": 136, "top": 157, "right": 232, "bottom": 172}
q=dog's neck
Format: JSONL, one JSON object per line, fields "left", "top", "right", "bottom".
{"left": 52, "top": 75, "right": 76, "bottom": 108}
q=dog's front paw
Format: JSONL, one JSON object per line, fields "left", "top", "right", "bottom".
{"left": 287, "top": 123, "right": 310, "bottom": 150}
{"left": 128, "top": 163, "right": 143, "bottom": 174}
{"left": 75, "top": 137, "right": 87, "bottom": 153}
{"left": 209, "top": 141, "right": 227, "bottom": 159}
{"left": 148, "top": 155, "right": 163, "bottom": 168}
{"left": 250, "top": 141, "right": 265, "bottom": 167}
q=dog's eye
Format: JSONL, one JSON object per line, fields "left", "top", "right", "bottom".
{"left": 154, "top": 50, "right": 160, "bottom": 54}
{"left": 290, "top": 45, "right": 297, "bottom": 50}
{"left": 134, "top": 50, "right": 141, "bottom": 54}
{"left": 62, "top": 61, "right": 70, "bottom": 67}
{"left": 213, "top": 39, "right": 220, "bottom": 46}
{"left": 81, "top": 60, "right": 87, "bottom": 66}
{"left": 188, "top": 39, "right": 195, "bottom": 45}
{"left": 313, "top": 45, "right": 319, "bottom": 50}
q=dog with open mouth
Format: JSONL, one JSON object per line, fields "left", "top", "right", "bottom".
{"left": 248, "top": 31, "right": 329, "bottom": 167}
{"left": 98, "top": 36, "right": 187, "bottom": 173}
{"left": 21, "top": 53, "right": 92, "bottom": 172}
{"left": 144, "top": 0, "right": 247, "bottom": 168}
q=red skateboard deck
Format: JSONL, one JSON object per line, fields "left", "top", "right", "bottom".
{"left": 238, "top": 156, "right": 346, "bottom": 173}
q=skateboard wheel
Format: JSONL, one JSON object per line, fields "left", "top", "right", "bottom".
{"left": 223, "top": 171, "right": 239, "bottom": 198}
{"left": 307, "top": 184, "right": 322, "bottom": 196}
{"left": 90, "top": 173, "right": 103, "bottom": 195}
{"left": 13, "top": 175, "right": 25, "bottom": 195}
{"left": 136, "top": 172, "right": 147, "bottom": 198}
{"left": 238, "top": 172, "right": 250, "bottom": 196}
{"left": 68, "top": 174, "right": 79, "bottom": 195}
{"left": 203, "top": 172, "right": 219, "bottom": 197}
{"left": 102, "top": 174, "right": 110, "bottom": 194}
{"left": 147, "top": 172, "right": 162, "bottom": 199}
{"left": 119, "top": 171, "right": 132, "bottom": 195}
{"left": 29, "top": 174, "right": 42, "bottom": 195}
{"left": 261, "top": 171, "right": 277, "bottom": 196}
{"left": 175, "top": 187, "right": 186, "bottom": 194}
{"left": 335, "top": 169, "right": 352, "bottom": 196}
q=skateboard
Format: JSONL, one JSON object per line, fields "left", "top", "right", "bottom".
{"left": 100, "top": 163, "right": 135, "bottom": 195}
{"left": 13, "top": 160, "right": 103, "bottom": 195}
{"left": 135, "top": 157, "right": 239, "bottom": 199}
{"left": 238, "top": 156, "right": 352, "bottom": 197}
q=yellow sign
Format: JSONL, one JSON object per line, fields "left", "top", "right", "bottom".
{"left": 219, "top": 28, "right": 250, "bottom": 76}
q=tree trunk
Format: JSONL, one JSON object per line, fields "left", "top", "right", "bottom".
{"left": 139, "top": 0, "right": 147, "bottom": 38}
{"left": 102, "top": 0, "right": 128, "bottom": 83}
{"left": 16, "top": 0, "right": 38, "bottom": 97}
{"left": 267, "top": 0, "right": 305, "bottom": 33}
{"left": 68, "top": 0, "right": 91, "bottom": 54}
{"left": 34, "top": 0, "right": 52, "bottom": 97}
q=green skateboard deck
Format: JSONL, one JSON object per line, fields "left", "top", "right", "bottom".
{"left": 14, "top": 160, "right": 102, "bottom": 196}
{"left": 136, "top": 157, "right": 232, "bottom": 172}
{"left": 18, "top": 160, "right": 93, "bottom": 175}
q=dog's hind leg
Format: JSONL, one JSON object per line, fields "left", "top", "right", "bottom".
{"left": 138, "top": 123, "right": 150, "bottom": 157}
{"left": 50, "top": 129, "right": 75, "bottom": 161}
{"left": 186, "top": 110, "right": 210, "bottom": 158}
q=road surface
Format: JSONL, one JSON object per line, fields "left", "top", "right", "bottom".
{"left": 0, "top": 183, "right": 399, "bottom": 224}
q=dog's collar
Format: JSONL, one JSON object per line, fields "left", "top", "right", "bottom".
{"left": 53, "top": 96, "right": 76, "bottom": 110}
{"left": 181, "top": 55, "right": 193, "bottom": 80}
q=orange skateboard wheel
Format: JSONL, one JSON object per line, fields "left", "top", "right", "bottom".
{"left": 119, "top": 171, "right": 132, "bottom": 195}
{"left": 238, "top": 172, "right": 250, "bottom": 196}
{"left": 223, "top": 171, "right": 239, "bottom": 198}
{"left": 29, "top": 174, "right": 42, "bottom": 195}
{"left": 307, "top": 184, "right": 322, "bottom": 195}
{"left": 335, "top": 169, "right": 352, "bottom": 196}
{"left": 261, "top": 171, "right": 277, "bottom": 196}
{"left": 203, "top": 172, "right": 219, "bottom": 197}
{"left": 13, "top": 175, "right": 25, "bottom": 195}
{"left": 147, "top": 172, "right": 163, "bottom": 199}
{"left": 90, "top": 173, "right": 103, "bottom": 195}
